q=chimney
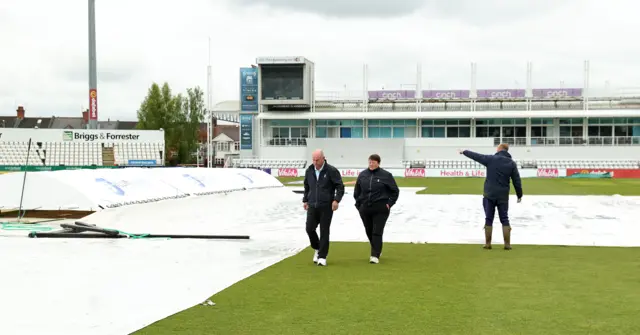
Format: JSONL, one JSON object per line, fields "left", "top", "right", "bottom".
{"left": 16, "top": 106, "right": 25, "bottom": 119}
{"left": 82, "top": 109, "right": 89, "bottom": 123}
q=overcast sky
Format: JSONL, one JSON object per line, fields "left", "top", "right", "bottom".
{"left": 1, "top": 0, "right": 638, "bottom": 120}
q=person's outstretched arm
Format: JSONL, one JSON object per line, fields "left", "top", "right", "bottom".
{"left": 461, "top": 149, "right": 492, "bottom": 166}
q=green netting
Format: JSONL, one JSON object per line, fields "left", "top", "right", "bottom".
{"left": 1, "top": 222, "right": 55, "bottom": 232}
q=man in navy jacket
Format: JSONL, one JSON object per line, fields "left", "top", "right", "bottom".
{"left": 459, "top": 143, "right": 523, "bottom": 250}
{"left": 302, "top": 149, "right": 345, "bottom": 266}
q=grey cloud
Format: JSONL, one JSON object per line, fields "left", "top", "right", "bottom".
{"left": 231, "top": 0, "right": 577, "bottom": 25}
{"left": 232, "top": 0, "right": 426, "bottom": 18}
{"left": 57, "top": 64, "right": 139, "bottom": 84}
{"left": 424, "top": 0, "right": 580, "bottom": 25}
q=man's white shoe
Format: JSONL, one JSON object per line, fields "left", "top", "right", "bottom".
{"left": 369, "top": 256, "right": 379, "bottom": 264}
{"left": 313, "top": 250, "right": 319, "bottom": 263}
{"left": 317, "top": 258, "right": 327, "bottom": 266}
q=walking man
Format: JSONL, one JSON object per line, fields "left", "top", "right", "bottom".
{"left": 459, "top": 143, "right": 523, "bottom": 250}
{"left": 302, "top": 149, "right": 345, "bottom": 266}
{"left": 353, "top": 154, "right": 400, "bottom": 264}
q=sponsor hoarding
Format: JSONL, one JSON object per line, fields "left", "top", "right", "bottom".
{"left": 239, "top": 67, "right": 259, "bottom": 112}
{"left": 477, "top": 89, "right": 525, "bottom": 99}
{"left": 566, "top": 169, "right": 640, "bottom": 178}
{"left": 537, "top": 168, "right": 559, "bottom": 178}
{"left": 368, "top": 90, "right": 415, "bottom": 100}
{"left": 532, "top": 88, "right": 583, "bottom": 98}
{"left": 89, "top": 89, "right": 98, "bottom": 120}
{"left": 277, "top": 168, "right": 299, "bottom": 177}
{"left": 428, "top": 169, "right": 486, "bottom": 177}
{"left": 422, "top": 90, "right": 470, "bottom": 99}
{"left": 404, "top": 168, "right": 425, "bottom": 178}
{"left": 0, "top": 129, "right": 163, "bottom": 143}
{"left": 239, "top": 114, "right": 253, "bottom": 150}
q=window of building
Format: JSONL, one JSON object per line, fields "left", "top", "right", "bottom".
{"left": 267, "top": 120, "right": 310, "bottom": 146}
{"left": 368, "top": 119, "right": 417, "bottom": 138}
{"left": 421, "top": 119, "right": 470, "bottom": 138}
{"left": 475, "top": 118, "right": 526, "bottom": 145}
{"left": 316, "top": 120, "right": 364, "bottom": 138}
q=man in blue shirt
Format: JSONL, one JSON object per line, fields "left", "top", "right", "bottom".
{"left": 459, "top": 143, "right": 523, "bottom": 250}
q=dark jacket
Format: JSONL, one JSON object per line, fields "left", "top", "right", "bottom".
{"left": 302, "top": 162, "right": 345, "bottom": 208}
{"left": 353, "top": 167, "right": 400, "bottom": 208}
{"left": 462, "top": 150, "right": 523, "bottom": 202}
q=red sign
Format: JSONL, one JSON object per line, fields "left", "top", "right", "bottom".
{"left": 537, "top": 168, "right": 559, "bottom": 178}
{"left": 566, "top": 169, "right": 640, "bottom": 178}
{"left": 404, "top": 168, "right": 425, "bottom": 178}
{"left": 89, "top": 89, "right": 98, "bottom": 120}
{"left": 278, "top": 168, "right": 298, "bottom": 177}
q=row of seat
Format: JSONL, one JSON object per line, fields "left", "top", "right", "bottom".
{"left": 231, "top": 159, "right": 307, "bottom": 169}
{"left": 230, "top": 158, "right": 640, "bottom": 169}
{"left": 0, "top": 141, "right": 164, "bottom": 166}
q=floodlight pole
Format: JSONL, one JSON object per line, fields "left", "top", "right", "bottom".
{"left": 88, "top": 0, "right": 98, "bottom": 129}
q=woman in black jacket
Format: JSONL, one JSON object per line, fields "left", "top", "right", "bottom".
{"left": 353, "top": 154, "right": 400, "bottom": 264}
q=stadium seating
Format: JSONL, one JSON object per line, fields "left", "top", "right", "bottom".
{"left": 228, "top": 158, "right": 640, "bottom": 170}
{"left": 231, "top": 158, "right": 307, "bottom": 169}
{"left": 536, "top": 159, "right": 640, "bottom": 169}
{"left": 0, "top": 141, "right": 164, "bottom": 166}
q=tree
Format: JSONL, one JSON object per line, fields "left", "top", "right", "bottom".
{"left": 137, "top": 82, "right": 205, "bottom": 165}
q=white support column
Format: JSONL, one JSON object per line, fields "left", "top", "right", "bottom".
{"left": 470, "top": 62, "right": 477, "bottom": 112}
{"left": 526, "top": 61, "right": 532, "bottom": 112}
{"left": 583, "top": 60, "right": 590, "bottom": 111}
{"left": 416, "top": 63, "right": 422, "bottom": 112}
{"left": 362, "top": 64, "right": 368, "bottom": 113}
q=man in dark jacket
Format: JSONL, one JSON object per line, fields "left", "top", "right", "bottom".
{"left": 353, "top": 154, "right": 400, "bottom": 264}
{"left": 459, "top": 143, "right": 523, "bottom": 250}
{"left": 302, "top": 149, "right": 345, "bottom": 266}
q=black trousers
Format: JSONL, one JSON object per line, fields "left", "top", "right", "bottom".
{"left": 482, "top": 197, "right": 509, "bottom": 226}
{"left": 306, "top": 205, "right": 334, "bottom": 259}
{"left": 358, "top": 202, "right": 390, "bottom": 258}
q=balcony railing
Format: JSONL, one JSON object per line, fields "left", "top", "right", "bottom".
{"left": 262, "top": 136, "right": 640, "bottom": 147}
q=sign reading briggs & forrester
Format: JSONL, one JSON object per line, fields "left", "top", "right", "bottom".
{"left": 0, "top": 129, "right": 164, "bottom": 143}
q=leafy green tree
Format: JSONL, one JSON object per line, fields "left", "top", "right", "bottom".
{"left": 136, "top": 82, "right": 205, "bottom": 165}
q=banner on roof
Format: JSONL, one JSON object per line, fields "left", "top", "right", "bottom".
{"left": 368, "top": 90, "right": 416, "bottom": 100}
{"left": 422, "top": 90, "right": 470, "bottom": 99}
{"left": 477, "top": 89, "right": 526, "bottom": 99}
{"left": 532, "top": 88, "right": 583, "bottom": 98}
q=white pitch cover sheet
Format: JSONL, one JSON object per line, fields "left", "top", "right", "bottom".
{"left": 1, "top": 187, "right": 639, "bottom": 335}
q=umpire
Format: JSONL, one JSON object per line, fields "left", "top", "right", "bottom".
{"left": 459, "top": 143, "right": 523, "bottom": 250}
{"left": 302, "top": 149, "right": 345, "bottom": 267}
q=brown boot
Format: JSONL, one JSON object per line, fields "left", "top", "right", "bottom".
{"left": 483, "top": 226, "right": 492, "bottom": 249}
{"left": 502, "top": 226, "right": 512, "bottom": 250}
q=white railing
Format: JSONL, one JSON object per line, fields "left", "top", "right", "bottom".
{"left": 530, "top": 136, "right": 640, "bottom": 146}
{"left": 263, "top": 137, "right": 307, "bottom": 147}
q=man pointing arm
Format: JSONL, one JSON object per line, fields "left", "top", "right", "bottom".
{"left": 459, "top": 144, "right": 522, "bottom": 250}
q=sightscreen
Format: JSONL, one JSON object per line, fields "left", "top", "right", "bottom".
{"left": 260, "top": 64, "right": 304, "bottom": 100}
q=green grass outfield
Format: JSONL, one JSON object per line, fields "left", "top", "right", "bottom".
{"left": 277, "top": 176, "right": 640, "bottom": 196}
{"left": 135, "top": 178, "right": 640, "bottom": 335}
